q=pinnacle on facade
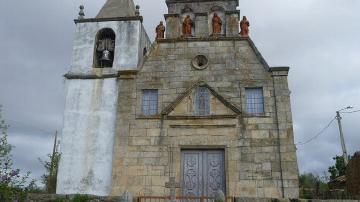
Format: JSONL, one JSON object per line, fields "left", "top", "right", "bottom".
{"left": 96, "top": 0, "right": 136, "bottom": 18}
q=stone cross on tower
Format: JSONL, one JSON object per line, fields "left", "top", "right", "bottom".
{"left": 165, "top": 177, "right": 180, "bottom": 202}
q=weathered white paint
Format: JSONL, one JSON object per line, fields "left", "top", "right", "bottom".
{"left": 70, "top": 20, "right": 150, "bottom": 72}
{"left": 57, "top": 8, "right": 151, "bottom": 195}
{"left": 57, "top": 78, "right": 118, "bottom": 196}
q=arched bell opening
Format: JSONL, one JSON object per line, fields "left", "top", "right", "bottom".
{"left": 94, "top": 28, "right": 116, "bottom": 68}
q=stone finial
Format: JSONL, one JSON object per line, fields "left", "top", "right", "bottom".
{"left": 78, "top": 5, "right": 85, "bottom": 19}
{"left": 135, "top": 5, "right": 140, "bottom": 16}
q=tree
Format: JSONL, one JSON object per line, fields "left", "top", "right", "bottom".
{"left": 328, "top": 155, "right": 347, "bottom": 181}
{"left": 300, "top": 173, "right": 320, "bottom": 189}
{"left": 0, "top": 105, "right": 36, "bottom": 201}
{"left": 38, "top": 130, "right": 61, "bottom": 193}
{"left": 299, "top": 173, "right": 329, "bottom": 199}
{"left": 39, "top": 151, "right": 61, "bottom": 193}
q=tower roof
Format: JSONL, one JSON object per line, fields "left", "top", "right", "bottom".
{"left": 96, "top": 0, "right": 136, "bottom": 19}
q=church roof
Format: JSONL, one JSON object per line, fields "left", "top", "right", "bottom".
{"left": 96, "top": 0, "right": 136, "bottom": 19}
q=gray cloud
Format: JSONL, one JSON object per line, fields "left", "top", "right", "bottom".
{"left": 0, "top": 0, "right": 359, "bottom": 184}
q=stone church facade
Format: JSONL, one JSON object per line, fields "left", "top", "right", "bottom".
{"left": 57, "top": 0, "right": 299, "bottom": 199}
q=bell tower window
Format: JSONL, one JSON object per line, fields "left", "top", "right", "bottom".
{"left": 94, "top": 28, "right": 115, "bottom": 68}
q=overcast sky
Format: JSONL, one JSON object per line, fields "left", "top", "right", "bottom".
{"left": 0, "top": 0, "right": 359, "bottom": 185}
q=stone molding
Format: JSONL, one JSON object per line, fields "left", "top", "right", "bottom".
{"left": 74, "top": 16, "right": 143, "bottom": 24}
{"left": 136, "top": 114, "right": 162, "bottom": 119}
{"left": 64, "top": 72, "right": 118, "bottom": 80}
{"left": 194, "top": 12, "right": 208, "bottom": 16}
{"left": 119, "top": 70, "right": 139, "bottom": 75}
{"left": 158, "top": 36, "right": 247, "bottom": 42}
{"left": 64, "top": 69, "right": 138, "bottom": 80}
{"left": 269, "top": 66, "right": 290, "bottom": 77}
{"left": 242, "top": 114, "right": 271, "bottom": 118}
{"left": 166, "top": 0, "right": 239, "bottom": 7}
{"left": 165, "top": 115, "right": 238, "bottom": 120}
{"left": 161, "top": 81, "right": 241, "bottom": 115}
{"left": 169, "top": 124, "right": 236, "bottom": 128}
{"left": 164, "top": 13, "right": 180, "bottom": 19}
{"left": 225, "top": 10, "right": 240, "bottom": 15}
{"left": 269, "top": 66, "right": 290, "bottom": 72}
{"left": 157, "top": 37, "right": 270, "bottom": 70}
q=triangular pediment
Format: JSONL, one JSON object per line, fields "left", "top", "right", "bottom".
{"left": 162, "top": 81, "right": 241, "bottom": 117}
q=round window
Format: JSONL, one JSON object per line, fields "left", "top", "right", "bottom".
{"left": 191, "top": 55, "right": 209, "bottom": 70}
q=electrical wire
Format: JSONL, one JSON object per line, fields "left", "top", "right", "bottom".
{"left": 341, "top": 110, "right": 360, "bottom": 114}
{"left": 5, "top": 118, "right": 54, "bottom": 135}
{"left": 296, "top": 117, "right": 337, "bottom": 146}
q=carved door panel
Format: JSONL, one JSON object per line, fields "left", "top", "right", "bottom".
{"left": 182, "top": 150, "right": 225, "bottom": 197}
{"left": 203, "top": 151, "right": 225, "bottom": 197}
{"left": 182, "top": 151, "right": 203, "bottom": 197}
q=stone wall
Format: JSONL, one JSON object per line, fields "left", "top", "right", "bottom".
{"left": 110, "top": 37, "right": 299, "bottom": 198}
{"left": 27, "top": 193, "right": 126, "bottom": 202}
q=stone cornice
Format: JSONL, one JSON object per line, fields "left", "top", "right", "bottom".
{"left": 164, "top": 13, "right": 180, "bottom": 19}
{"left": 74, "top": 16, "right": 143, "bottom": 24}
{"left": 195, "top": 12, "right": 208, "bottom": 16}
{"left": 156, "top": 37, "right": 270, "bottom": 70}
{"left": 269, "top": 66, "right": 290, "bottom": 76}
{"left": 118, "top": 70, "right": 138, "bottom": 75}
{"left": 165, "top": 115, "right": 238, "bottom": 120}
{"left": 64, "top": 69, "right": 138, "bottom": 80}
{"left": 64, "top": 72, "right": 118, "bottom": 80}
{"left": 269, "top": 66, "right": 290, "bottom": 72}
{"left": 169, "top": 124, "right": 236, "bottom": 128}
{"left": 225, "top": 10, "right": 240, "bottom": 15}
{"left": 166, "top": 0, "right": 239, "bottom": 7}
{"left": 157, "top": 36, "right": 247, "bottom": 43}
{"left": 165, "top": 11, "right": 239, "bottom": 17}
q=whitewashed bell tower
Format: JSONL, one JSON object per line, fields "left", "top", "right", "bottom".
{"left": 57, "top": 0, "right": 151, "bottom": 196}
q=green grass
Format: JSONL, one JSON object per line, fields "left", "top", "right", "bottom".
{"left": 72, "top": 194, "right": 92, "bottom": 202}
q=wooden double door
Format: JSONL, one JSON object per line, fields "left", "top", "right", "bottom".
{"left": 181, "top": 150, "right": 226, "bottom": 197}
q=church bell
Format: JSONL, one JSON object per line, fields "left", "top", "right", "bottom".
{"left": 100, "top": 50, "right": 111, "bottom": 61}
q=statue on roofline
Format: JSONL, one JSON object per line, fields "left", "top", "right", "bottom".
{"left": 155, "top": 21, "right": 166, "bottom": 39}
{"left": 212, "top": 13, "right": 222, "bottom": 35}
{"left": 182, "top": 15, "right": 193, "bottom": 37}
{"left": 240, "top": 16, "right": 250, "bottom": 37}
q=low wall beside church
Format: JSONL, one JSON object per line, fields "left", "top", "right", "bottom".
{"left": 26, "top": 194, "right": 360, "bottom": 202}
